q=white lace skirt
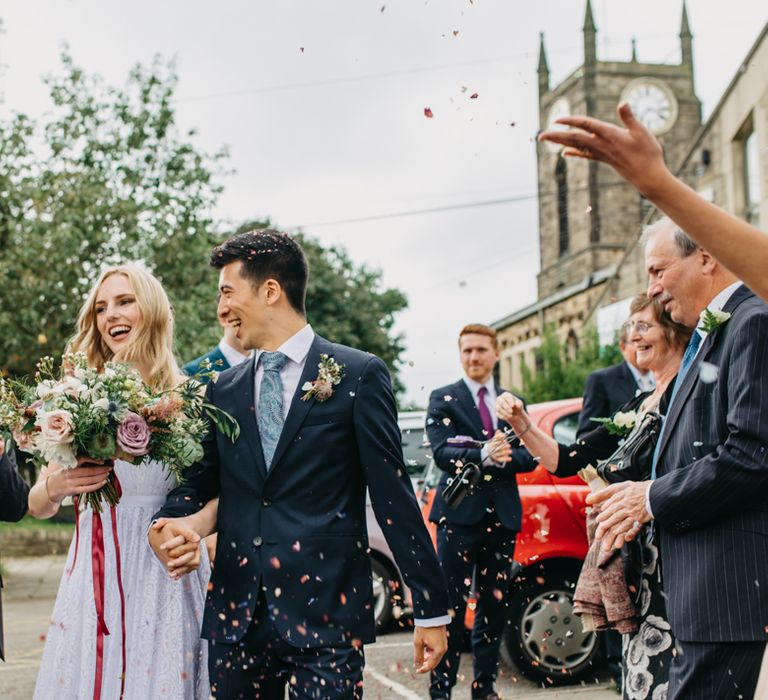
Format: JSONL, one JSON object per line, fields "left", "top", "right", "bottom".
{"left": 34, "top": 496, "right": 210, "bottom": 699}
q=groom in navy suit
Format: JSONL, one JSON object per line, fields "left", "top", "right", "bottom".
{"left": 152, "top": 230, "right": 449, "bottom": 698}
{"left": 426, "top": 324, "right": 536, "bottom": 700}
{"left": 589, "top": 218, "right": 768, "bottom": 699}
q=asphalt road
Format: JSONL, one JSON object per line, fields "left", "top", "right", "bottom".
{"left": 0, "top": 556, "right": 616, "bottom": 699}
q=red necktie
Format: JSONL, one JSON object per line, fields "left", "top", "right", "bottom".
{"left": 477, "top": 386, "right": 495, "bottom": 438}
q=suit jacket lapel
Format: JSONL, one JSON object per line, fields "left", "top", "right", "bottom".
{"left": 266, "top": 335, "right": 330, "bottom": 477}
{"left": 231, "top": 356, "right": 268, "bottom": 475}
{"left": 454, "top": 380, "right": 486, "bottom": 437}
{"left": 656, "top": 284, "right": 753, "bottom": 463}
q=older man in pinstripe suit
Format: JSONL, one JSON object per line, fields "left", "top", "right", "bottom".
{"left": 587, "top": 217, "right": 768, "bottom": 699}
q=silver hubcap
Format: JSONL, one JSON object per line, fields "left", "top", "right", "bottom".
{"left": 520, "top": 589, "right": 596, "bottom": 673}
{"left": 372, "top": 570, "right": 387, "bottom": 621}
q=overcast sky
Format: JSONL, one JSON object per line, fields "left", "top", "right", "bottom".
{"left": 1, "top": 0, "right": 765, "bottom": 404}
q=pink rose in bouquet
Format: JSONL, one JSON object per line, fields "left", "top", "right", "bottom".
{"left": 116, "top": 412, "right": 151, "bottom": 456}
{"left": 37, "top": 409, "right": 75, "bottom": 445}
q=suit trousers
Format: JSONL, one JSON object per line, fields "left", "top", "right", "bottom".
{"left": 668, "top": 638, "right": 765, "bottom": 700}
{"left": 208, "top": 592, "right": 365, "bottom": 700}
{"left": 430, "top": 508, "right": 517, "bottom": 699}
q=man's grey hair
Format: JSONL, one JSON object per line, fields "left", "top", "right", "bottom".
{"left": 640, "top": 217, "right": 699, "bottom": 257}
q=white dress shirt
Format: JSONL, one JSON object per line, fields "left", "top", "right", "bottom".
{"left": 218, "top": 339, "right": 251, "bottom": 369}
{"left": 646, "top": 281, "right": 743, "bottom": 517}
{"left": 254, "top": 324, "right": 449, "bottom": 628}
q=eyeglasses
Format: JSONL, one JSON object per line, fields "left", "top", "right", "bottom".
{"left": 624, "top": 321, "right": 656, "bottom": 335}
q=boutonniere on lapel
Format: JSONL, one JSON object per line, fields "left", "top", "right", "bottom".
{"left": 698, "top": 308, "right": 731, "bottom": 334}
{"left": 301, "top": 354, "right": 345, "bottom": 402}
{"left": 590, "top": 409, "right": 638, "bottom": 437}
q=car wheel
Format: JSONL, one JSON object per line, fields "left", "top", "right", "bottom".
{"left": 502, "top": 571, "right": 599, "bottom": 685}
{"left": 371, "top": 557, "right": 396, "bottom": 632}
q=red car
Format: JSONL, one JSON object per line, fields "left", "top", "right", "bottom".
{"left": 419, "top": 397, "right": 599, "bottom": 685}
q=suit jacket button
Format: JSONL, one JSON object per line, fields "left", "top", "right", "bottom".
{"left": 262, "top": 497, "right": 272, "bottom": 507}
{"left": 253, "top": 536, "right": 263, "bottom": 547}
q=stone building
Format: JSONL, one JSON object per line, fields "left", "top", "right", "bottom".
{"left": 494, "top": 0, "right": 704, "bottom": 391}
{"left": 680, "top": 24, "right": 768, "bottom": 230}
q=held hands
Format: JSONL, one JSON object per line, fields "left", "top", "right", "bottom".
{"left": 586, "top": 481, "right": 652, "bottom": 552}
{"left": 537, "top": 103, "right": 671, "bottom": 198}
{"left": 148, "top": 518, "right": 202, "bottom": 580}
{"left": 413, "top": 625, "right": 448, "bottom": 674}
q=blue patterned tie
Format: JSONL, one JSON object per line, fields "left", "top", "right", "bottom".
{"left": 650, "top": 330, "right": 702, "bottom": 479}
{"left": 258, "top": 351, "right": 289, "bottom": 470}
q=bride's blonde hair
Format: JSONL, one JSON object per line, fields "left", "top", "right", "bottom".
{"left": 68, "top": 263, "right": 182, "bottom": 390}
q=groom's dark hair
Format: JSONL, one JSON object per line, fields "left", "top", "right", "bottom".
{"left": 210, "top": 229, "right": 309, "bottom": 316}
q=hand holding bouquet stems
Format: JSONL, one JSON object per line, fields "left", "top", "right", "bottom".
{"left": 43, "top": 457, "right": 114, "bottom": 504}
{"left": 0, "top": 353, "right": 239, "bottom": 512}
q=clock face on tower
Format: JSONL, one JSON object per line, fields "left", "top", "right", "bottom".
{"left": 620, "top": 78, "right": 678, "bottom": 135}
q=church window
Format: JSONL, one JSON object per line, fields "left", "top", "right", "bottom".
{"left": 744, "top": 129, "right": 761, "bottom": 226}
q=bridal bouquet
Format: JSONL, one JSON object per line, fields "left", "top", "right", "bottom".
{"left": 0, "top": 352, "right": 239, "bottom": 512}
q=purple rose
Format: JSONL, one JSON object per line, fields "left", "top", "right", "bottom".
{"left": 116, "top": 412, "right": 151, "bottom": 456}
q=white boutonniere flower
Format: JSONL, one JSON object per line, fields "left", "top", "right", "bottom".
{"left": 590, "top": 409, "right": 638, "bottom": 437}
{"left": 301, "top": 354, "right": 345, "bottom": 402}
{"left": 698, "top": 308, "right": 731, "bottom": 334}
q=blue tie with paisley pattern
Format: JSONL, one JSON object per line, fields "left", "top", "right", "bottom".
{"left": 258, "top": 351, "right": 289, "bottom": 470}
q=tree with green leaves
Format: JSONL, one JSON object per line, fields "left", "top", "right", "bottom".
{"left": 0, "top": 52, "right": 227, "bottom": 376}
{"left": 0, "top": 54, "right": 409, "bottom": 394}
{"left": 519, "top": 325, "right": 622, "bottom": 403}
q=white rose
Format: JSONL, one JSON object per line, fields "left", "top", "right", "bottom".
{"left": 94, "top": 398, "right": 110, "bottom": 412}
{"left": 613, "top": 410, "right": 637, "bottom": 430}
{"left": 36, "top": 381, "right": 56, "bottom": 400}
{"left": 42, "top": 442, "right": 78, "bottom": 470}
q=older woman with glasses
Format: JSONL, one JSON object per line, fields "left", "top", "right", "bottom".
{"left": 497, "top": 294, "right": 691, "bottom": 700}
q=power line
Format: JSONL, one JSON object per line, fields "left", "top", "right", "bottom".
{"left": 173, "top": 44, "right": 587, "bottom": 104}
{"left": 285, "top": 178, "right": 634, "bottom": 229}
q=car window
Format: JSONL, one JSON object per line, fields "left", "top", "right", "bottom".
{"left": 552, "top": 411, "right": 580, "bottom": 445}
{"left": 401, "top": 427, "right": 430, "bottom": 477}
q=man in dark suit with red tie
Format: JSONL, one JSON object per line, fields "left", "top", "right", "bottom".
{"left": 426, "top": 324, "right": 536, "bottom": 700}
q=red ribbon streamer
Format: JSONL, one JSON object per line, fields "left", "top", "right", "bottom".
{"left": 87, "top": 473, "right": 126, "bottom": 700}
{"left": 91, "top": 508, "right": 109, "bottom": 700}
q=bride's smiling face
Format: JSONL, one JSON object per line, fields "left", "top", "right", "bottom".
{"left": 95, "top": 273, "right": 143, "bottom": 354}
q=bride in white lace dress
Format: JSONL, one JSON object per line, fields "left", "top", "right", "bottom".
{"left": 28, "top": 264, "right": 216, "bottom": 699}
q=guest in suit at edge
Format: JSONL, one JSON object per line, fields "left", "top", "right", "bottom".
{"left": 577, "top": 323, "right": 654, "bottom": 438}
{"left": 183, "top": 301, "right": 252, "bottom": 384}
{"left": 150, "top": 229, "right": 450, "bottom": 698}
{"left": 0, "top": 440, "right": 30, "bottom": 660}
{"left": 587, "top": 217, "right": 768, "bottom": 699}
{"left": 426, "top": 324, "right": 536, "bottom": 700}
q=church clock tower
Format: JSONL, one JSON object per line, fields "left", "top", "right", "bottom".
{"left": 536, "top": 0, "right": 701, "bottom": 297}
